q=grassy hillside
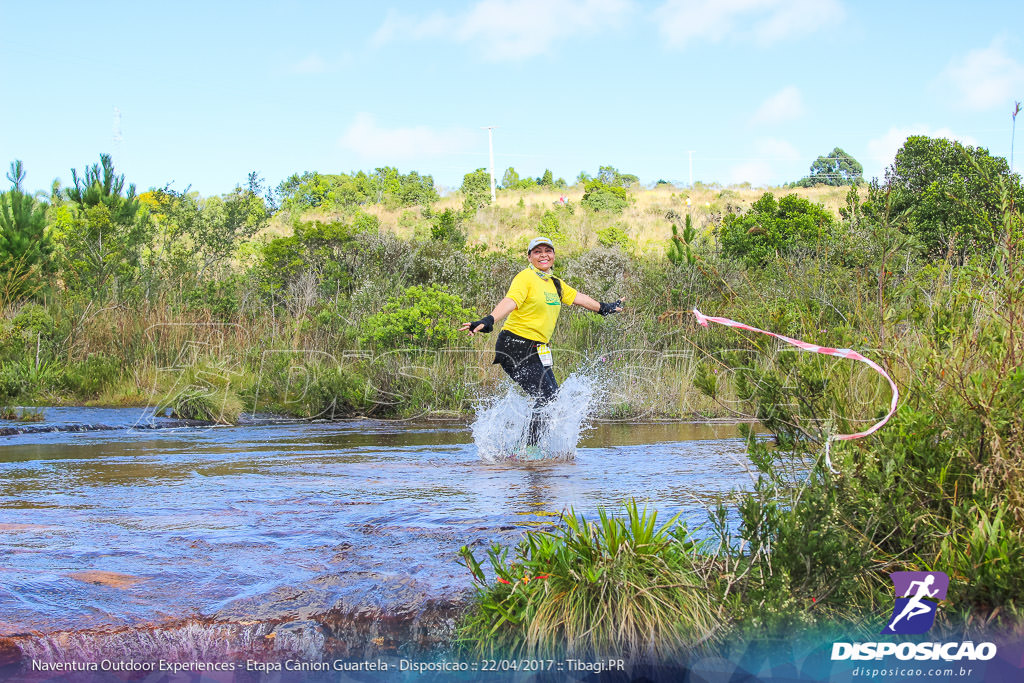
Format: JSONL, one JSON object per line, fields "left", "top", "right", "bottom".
{"left": 266, "top": 183, "right": 853, "bottom": 256}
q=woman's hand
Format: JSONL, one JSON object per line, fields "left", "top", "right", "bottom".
{"left": 598, "top": 298, "right": 624, "bottom": 316}
{"left": 572, "top": 293, "right": 625, "bottom": 314}
{"left": 459, "top": 315, "right": 494, "bottom": 336}
{"left": 460, "top": 298, "right": 518, "bottom": 335}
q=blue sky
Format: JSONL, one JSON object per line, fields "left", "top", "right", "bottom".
{"left": 3, "top": 0, "right": 1023, "bottom": 197}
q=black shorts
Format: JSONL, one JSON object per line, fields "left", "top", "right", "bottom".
{"left": 493, "top": 330, "right": 558, "bottom": 403}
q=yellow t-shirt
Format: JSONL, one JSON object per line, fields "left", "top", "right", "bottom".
{"left": 501, "top": 268, "right": 578, "bottom": 343}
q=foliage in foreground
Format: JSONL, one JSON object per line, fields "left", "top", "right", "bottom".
{"left": 457, "top": 501, "right": 719, "bottom": 660}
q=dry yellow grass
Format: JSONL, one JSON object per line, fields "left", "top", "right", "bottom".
{"left": 260, "top": 183, "right": 855, "bottom": 256}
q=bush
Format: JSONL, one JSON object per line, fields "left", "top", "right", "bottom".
{"left": 11, "top": 303, "right": 55, "bottom": 339}
{"left": 430, "top": 208, "right": 466, "bottom": 246}
{"left": 60, "top": 353, "right": 122, "bottom": 398}
{"left": 0, "top": 362, "right": 31, "bottom": 402}
{"left": 461, "top": 168, "right": 492, "bottom": 215}
{"left": 537, "top": 210, "right": 563, "bottom": 242}
{"left": 304, "top": 365, "right": 370, "bottom": 418}
{"left": 159, "top": 386, "right": 241, "bottom": 424}
{"left": 155, "top": 356, "right": 242, "bottom": 424}
{"left": 457, "top": 500, "right": 718, "bottom": 659}
{"left": 596, "top": 225, "right": 634, "bottom": 251}
{"left": 181, "top": 277, "right": 243, "bottom": 320}
{"left": 358, "top": 285, "right": 473, "bottom": 349}
{"left": 719, "top": 192, "right": 837, "bottom": 266}
{"left": 258, "top": 214, "right": 379, "bottom": 299}
{"left": 694, "top": 225, "right": 1024, "bottom": 633}
{"left": 886, "top": 135, "right": 1023, "bottom": 264}
{"left": 581, "top": 179, "right": 628, "bottom": 213}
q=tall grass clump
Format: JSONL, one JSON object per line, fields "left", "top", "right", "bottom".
{"left": 457, "top": 500, "right": 719, "bottom": 660}
{"left": 154, "top": 357, "right": 243, "bottom": 424}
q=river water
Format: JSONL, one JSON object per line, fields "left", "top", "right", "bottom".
{"left": 0, "top": 407, "right": 752, "bottom": 661}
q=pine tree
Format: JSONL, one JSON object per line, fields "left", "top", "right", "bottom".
{"left": 0, "top": 161, "right": 53, "bottom": 299}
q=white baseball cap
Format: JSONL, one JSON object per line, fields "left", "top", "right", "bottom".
{"left": 528, "top": 236, "right": 554, "bottom": 252}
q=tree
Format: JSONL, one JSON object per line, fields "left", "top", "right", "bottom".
{"left": 0, "top": 161, "right": 54, "bottom": 299}
{"left": 151, "top": 173, "right": 271, "bottom": 282}
{"left": 799, "top": 147, "right": 864, "bottom": 187}
{"left": 370, "top": 167, "right": 401, "bottom": 204}
{"left": 397, "top": 170, "right": 438, "bottom": 207}
{"left": 539, "top": 169, "right": 554, "bottom": 187}
{"left": 277, "top": 171, "right": 334, "bottom": 210}
{"left": 597, "top": 165, "right": 639, "bottom": 188}
{"left": 461, "top": 168, "right": 492, "bottom": 215}
{"left": 719, "top": 192, "right": 837, "bottom": 266}
{"left": 277, "top": 168, "right": 435, "bottom": 212}
{"left": 60, "top": 154, "right": 151, "bottom": 298}
{"left": 886, "top": 136, "right": 1023, "bottom": 263}
{"left": 501, "top": 167, "right": 520, "bottom": 190}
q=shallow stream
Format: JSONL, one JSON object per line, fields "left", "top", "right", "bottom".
{"left": 0, "top": 407, "right": 752, "bottom": 661}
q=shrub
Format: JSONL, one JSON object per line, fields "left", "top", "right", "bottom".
{"left": 461, "top": 168, "right": 492, "bottom": 215}
{"left": 305, "top": 366, "right": 369, "bottom": 417}
{"left": 159, "top": 386, "right": 241, "bottom": 424}
{"left": 885, "top": 135, "right": 1023, "bottom": 263}
{"left": 719, "top": 192, "right": 837, "bottom": 266}
{"left": 11, "top": 302, "right": 55, "bottom": 339}
{"left": 581, "top": 179, "right": 628, "bottom": 213}
{"left": 60, "top": 353, "right": 122, "bottom": 398}
{"left": 358, "top": 285, "right": 473, "bottom": 350}
{"left": 430, "top": 208, "right": 466, "bottom": 246}
{"left": 596, "top": 225, "right": 634, "bottom": 251}
{"left": 155, "top": 357, "right": 242, "bottom": 424}
{"left": 457, "top": 500, "right": 718, "bottom": 659}
{"left": 537, "top": 210, "right": 563, "bottom": 242}
{"left": 0, "top": 362, "right": 31, "bottom": 401}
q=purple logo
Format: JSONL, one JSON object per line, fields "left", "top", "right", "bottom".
{"left": 882, "top": 571, "right": 949, "bottom": 635}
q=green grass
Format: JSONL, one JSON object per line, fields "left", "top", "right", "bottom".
{"left": 457, "top": 500, "right": 720, "bottom": 660}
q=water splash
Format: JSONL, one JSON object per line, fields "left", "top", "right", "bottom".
{"left": 471, "top": 364, "right": 607, "bottom": 463}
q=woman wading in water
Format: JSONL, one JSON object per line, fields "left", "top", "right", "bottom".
{"left": 459, "top": 237, "right": 622, "bottom": 457}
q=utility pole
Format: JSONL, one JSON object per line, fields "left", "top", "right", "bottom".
{"left": 483, "top": 126, "right": 497, "bottom": 202}
{"left": 688, "top": 150, "right": 695, "bottom": 188}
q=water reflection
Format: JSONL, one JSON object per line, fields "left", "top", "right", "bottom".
{"left": 0, "top": 409, "right": 751, "bottom": 635}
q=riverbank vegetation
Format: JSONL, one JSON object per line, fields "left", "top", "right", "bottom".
{"left": 3, "top": 134, "right": 1022, "bottom": 660}
{"left": 0, "top": 153, "right": 852, "bottom": 421}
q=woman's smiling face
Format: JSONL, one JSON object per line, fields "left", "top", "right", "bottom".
{"left": 528, "top": 244, "right": 555, "bottom": 271}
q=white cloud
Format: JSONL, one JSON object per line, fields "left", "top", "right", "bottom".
{"left": 940, "top": 37, "right": 1024, "bottom": 112}
{"left": 338, "top": 114, "right": 476, "bottom": 162}
{"left": 371, "top": 0, "right": 633, "bottom": 61}
{"left": 865, "top": 125, "right": 979, "bottom": 180}
{"left": 726, "top": 137, "right": 801, "bottom": 185}
{"left": 751, "top": 85, "right": 804, "bottom": 125}
{"left": 655, "top": 0, "right": 844, "bottom": 49}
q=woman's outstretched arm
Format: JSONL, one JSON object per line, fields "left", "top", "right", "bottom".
{"left": 571, "top": 293, "right": 624, "bottom": 315}
{"left": 459, "top": 297, "right": 518, "bottom": 335}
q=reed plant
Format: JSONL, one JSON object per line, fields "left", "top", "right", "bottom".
{"left": 457, "top": 500, "right": 719, "bottom": 660}
{"left": 154, "top": 356, "right": 243, "bottom": 424}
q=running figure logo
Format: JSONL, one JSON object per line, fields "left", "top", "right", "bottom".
{"left": 882, "top": 571, "right": 949, "bottom": 635}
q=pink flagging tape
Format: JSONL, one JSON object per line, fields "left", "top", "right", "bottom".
{"left": 693, "top": 308, "right": 899, "bottom": 468}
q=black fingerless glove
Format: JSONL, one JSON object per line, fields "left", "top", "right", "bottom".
{"left": 597, "top": 300, "right": 622, "bottom": 316}
{"left": 471, "top": 314, "right": 495, "bottom": 333}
